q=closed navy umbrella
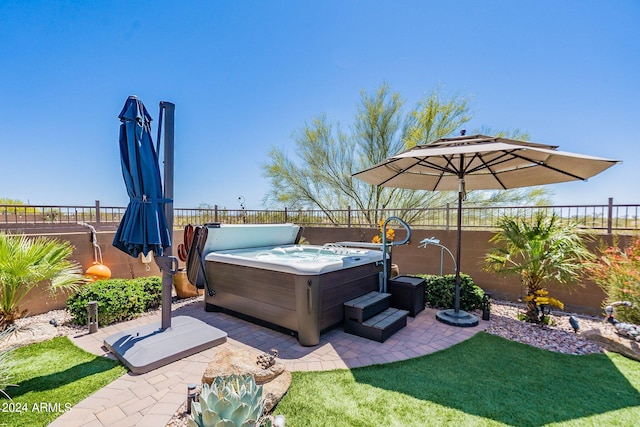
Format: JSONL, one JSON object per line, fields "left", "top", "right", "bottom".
{"left": 113, "top": 96, "right": 171, "bottom": 258}
{"left": 104, "top": 97, "right": 227, "bottom": 375}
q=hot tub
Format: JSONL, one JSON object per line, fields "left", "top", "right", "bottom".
{"left": 190, "top": 224, "right": 384, "bottom": 346}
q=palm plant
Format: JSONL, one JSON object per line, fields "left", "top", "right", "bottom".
{"left": 484, "top": 212, "right": 592, "bottom": 323}
{"left": 0, "top": 232, "right": 83, "bottom": 329}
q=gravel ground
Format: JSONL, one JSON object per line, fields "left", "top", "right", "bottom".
{"left": 0, "top": 296, "right": 203, "bottom": 351}
{"left": 482, "top": 300, "right": 606, "bottom": 355}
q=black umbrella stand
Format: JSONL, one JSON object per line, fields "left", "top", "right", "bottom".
{"left": 434, "top": 177, "right": 479, "bottom": 327}
{"left": 104, "top": 101, "right": 227, "bottom": 375}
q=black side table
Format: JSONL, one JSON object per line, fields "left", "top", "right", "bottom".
{"left": 387, "top": 275, "right": 426, "bottom": 317}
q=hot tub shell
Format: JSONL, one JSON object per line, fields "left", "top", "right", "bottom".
{"left": 192, "top": 224, "right": 384, "bottom": 345}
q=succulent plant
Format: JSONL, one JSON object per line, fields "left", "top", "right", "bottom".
{"left": 189, "top": 374, "right": 265, "bottom": 427}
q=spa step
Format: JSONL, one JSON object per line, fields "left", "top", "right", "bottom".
{"left": 344, "top": 308, "right": 409, "bottom": 343}
{"left": 343, "top": 291, "right": 392, "bottom": 323}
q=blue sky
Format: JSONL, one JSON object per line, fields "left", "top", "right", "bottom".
{"left": 1, "top": 1, "right": 638, "bottom": 209}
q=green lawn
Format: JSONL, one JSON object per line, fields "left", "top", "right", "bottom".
{"left": 1, "top": 336, "right": 126, "bottom": 427}
{"left": 2, "top": 332, "right": 639, "bottom": 427}
{"left": 276, "top": 332, "right": 640, "bottom": 426}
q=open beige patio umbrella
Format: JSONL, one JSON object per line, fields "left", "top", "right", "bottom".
{"left": 353, "top": 133, "right": 620, "bottom": 326}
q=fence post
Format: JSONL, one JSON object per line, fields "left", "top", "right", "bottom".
{"left": 214, "top": 205, "right": 219, "bottom": 223}
{"left": 445, "top": 203, "right": 450, "bottom": 231}
{"left": 607, "top": 197, "right": 613, "bottom": 235}
{"left": 95, "top": 200, "right": 101, "bottom": 230}
{"left": 347, "top": 206, "right": 351, "bottom": 228}
{"left": 284, "top": 207, "right": 288, "bottom": 223}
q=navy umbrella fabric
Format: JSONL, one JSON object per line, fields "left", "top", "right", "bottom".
{"left": 113, "top": 96, "right": 171, "bottom": 258}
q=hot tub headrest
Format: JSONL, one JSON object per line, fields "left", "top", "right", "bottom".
{"left": 201, "top": 223, "right": 302, "bottom": 256}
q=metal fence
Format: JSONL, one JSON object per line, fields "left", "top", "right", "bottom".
{"left": 1, "top": 198, "right": 638, "bottom": 234}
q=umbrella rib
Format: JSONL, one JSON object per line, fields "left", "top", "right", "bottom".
{"left": 372, "top": 155, "right": 461, "bottom": 189}
{"left": 370, "top": 158, "right": 424, "bottom": 187}
{"left": 412, "top": 155, "right": 459, "bottom": 175}
{"left": 413, "top": 155, "right": 461, "bottom": 189}
{"left": 466, "top": 151, "right": 512, "bottom": 190}
{"left": 508, "top": 151, "right": 590, "bottom": 181}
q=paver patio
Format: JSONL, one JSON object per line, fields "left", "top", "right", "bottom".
{"left": 49, "top": 300, "right": 487, "bottom": 427}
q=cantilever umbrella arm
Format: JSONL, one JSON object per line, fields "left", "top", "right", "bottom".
{"left": 155, "top": 255, "right": 179, "bottom": 274}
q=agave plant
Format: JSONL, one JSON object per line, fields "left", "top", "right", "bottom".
{"left": 189, "top": 374, "right": 265, "bottom": 427}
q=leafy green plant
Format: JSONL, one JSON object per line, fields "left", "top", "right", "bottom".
{"left": 190, "top": 374, "right": 265, "bottom": 427}
{"left": 0, "top": 232, "right": 83, "bottom": 329}
{"left": 66, "top": 277, "right": 162, "bottom": 326}
{"left": 137, "top": 276, "right": 163, "bottom": 310}
{"left": 584, "top": 237, "right": 640, "bottom": 324}
{"left": 484, "top": 212, "right": 593, "bottom": 323}
{"left": 418, "top": 273, "right": 484, "bottom": 311}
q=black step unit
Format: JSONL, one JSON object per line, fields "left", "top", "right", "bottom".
{"left": 343, "top": 291, "right": 409, "bottom": 342}
{"left": 344, "top": 308, "right": 409, "bottom": 343}
{"left": 344, "top": 291, "right": 391, "bottom": 323}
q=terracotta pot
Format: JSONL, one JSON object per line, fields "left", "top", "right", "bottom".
{"left": 173, "top": 269, "right": 202, "bottom": 299}
{"left": 391, "top": 263, "right": 400, "bottom": 278}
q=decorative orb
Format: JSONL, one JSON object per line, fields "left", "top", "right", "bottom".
{"left": 274, "top": 415, "right": 286, "bottom": 427}
{"left": 85, "top": 262, "right": 112, "bottom": 281}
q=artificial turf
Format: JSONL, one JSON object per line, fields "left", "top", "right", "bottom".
{"left": 1, "top": 336, "right": 126, "bottom": 427}
{"left": 275, "top": 332, "right": 640, "bottom": 426}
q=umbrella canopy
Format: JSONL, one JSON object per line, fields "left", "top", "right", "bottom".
{"left": 353, "top": 134, "right": 619, "bottom": 191}
{"left": 113, "top": 96, "right": 171, "bottom": 258}
{"left": 353, "top": 133, "right": 620, "bottom": 326}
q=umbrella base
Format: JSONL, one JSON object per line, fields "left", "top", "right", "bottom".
{"left": 103, "top": 315, "right": 227, "bottom": 374}
{"left": 435, "top": 309, "right": 479, "bottom": 327}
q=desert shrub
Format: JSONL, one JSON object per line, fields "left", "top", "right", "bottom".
{"left": 584, "top": 237, "right": 640, "bottom": 324}
{"left": 67, "top": 277, "right": 162, "bottom": 326}
{"left": 418, "top": 273, "right": 485, "bottom": 311}
{"left": 136, "top": 276, "right": 163, "bottom": 310}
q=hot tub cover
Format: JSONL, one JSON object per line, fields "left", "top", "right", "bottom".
{"left": 201, "top": 223, "right": 302, "bottom": 254}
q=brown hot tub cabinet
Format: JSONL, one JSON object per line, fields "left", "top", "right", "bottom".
{"left": 189, "top": 224, "right": 384, "bottom": 346}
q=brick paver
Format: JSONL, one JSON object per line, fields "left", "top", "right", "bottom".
{"left": 49, "top": 300, "right": 487, "bottom": 426}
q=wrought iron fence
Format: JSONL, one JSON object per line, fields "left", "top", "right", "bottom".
{"left": 1, "top": 199, "right": 638, "bottom": 234}
{"left": 0, "top": 202, "right": 126, "bottom": 233}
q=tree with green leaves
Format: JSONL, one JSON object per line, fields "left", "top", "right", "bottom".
{"left": 484, "top": 212, "right": 593, "bottom": 323}
{"left": 261, "top": 83, "right": 549, "bottom": 224}
{"left": 0, "top": 233, "right": 83, "bottom": 329}
{"left": 0, "top": 198, "right": 26, "bottom": 205}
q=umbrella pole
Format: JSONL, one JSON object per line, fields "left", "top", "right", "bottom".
{"left": 454, "top": 185, "right": 462, "bottom": 314}
{"left": 434, "top": 177, "right": 478, "bottom": 327}
{"left": 161, "top": 101, "right": 175, "bottom": 330}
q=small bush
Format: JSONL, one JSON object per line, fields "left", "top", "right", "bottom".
{"left": 585, "top": 237, "right": 640, "bottom": 324}
{"left": 417, "top": 273, "right": 485, "bottom": 311}
{"left": 67, "top": 277, "right": 162, "bottom": 326}
{"left": 137, "top": 276, "right": 163, "bottom": 310}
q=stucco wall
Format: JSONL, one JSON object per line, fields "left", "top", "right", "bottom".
{"left": 301, "top": 226, "right": 633, "bottom": 316}
{"left": 20, "top": 230, "right": 183, "bottom": 316}
{"left": 17, "top": 226, "right": 632, "bottom": 318}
